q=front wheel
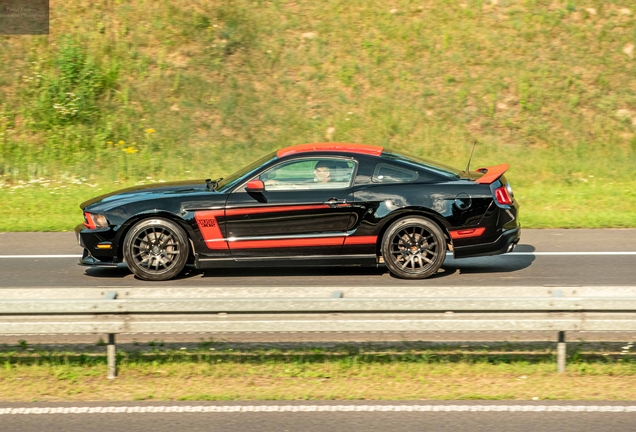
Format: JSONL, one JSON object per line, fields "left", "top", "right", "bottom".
{"left": 381, "top": 216, "right": 447, "bottom": 280}
{"left": 123, "top": 218, "right": 189, "bottom": 281}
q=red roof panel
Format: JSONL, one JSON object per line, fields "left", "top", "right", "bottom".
{"left": 277, "top": 143, "right": 384, "bottom": 158}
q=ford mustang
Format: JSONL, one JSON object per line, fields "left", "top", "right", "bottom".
{"left": 76, "top": 143, "right": 520, "bottom": 281}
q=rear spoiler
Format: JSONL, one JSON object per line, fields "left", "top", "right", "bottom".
{"left": 474, "top": 164, "right": 509, "bottom": 184}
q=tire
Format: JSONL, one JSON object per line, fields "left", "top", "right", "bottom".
{"left": 123, "top": 218, "right": 189, "bottom": 281}
{"left": 381, "top": 216, "right": 447, "bottom": 280}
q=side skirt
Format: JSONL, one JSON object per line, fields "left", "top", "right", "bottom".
{"left": 195, "top": 254, "right": 377, "bottom": 269}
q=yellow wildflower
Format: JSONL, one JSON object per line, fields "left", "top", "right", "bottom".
{"left": 145, "top": 128, "right": 156, "bottom": 134}
{"left": 123, "top": 146, "right": 138, "bottom": 154}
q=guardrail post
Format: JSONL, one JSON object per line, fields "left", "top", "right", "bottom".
{"left": 102, "top": 290, "right": 119, "bottom": 379}
{"left": 557, "top": 331, "right": 566, "bottom": 373}
{"left": 107, "top": 333, "right": 117, "bottom": 379}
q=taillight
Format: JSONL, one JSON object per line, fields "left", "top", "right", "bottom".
{"left": 494, "top": 186, "right": 512, "bottom": 205}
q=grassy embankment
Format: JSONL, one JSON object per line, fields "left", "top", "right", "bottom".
{"left": 1, "top": 0, "right": 636, "bottom": 231}
{"left": 3, "top": 342, "right": 636, "bottom": 401}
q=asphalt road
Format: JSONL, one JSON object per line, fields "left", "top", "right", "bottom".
{"left": 2, "top": 402, "right": 636, "bottom": 432}
{"left": 0, "top": 229, "right": 634, "bottom": 287}
{"left": 1, "top": 229, "right": 635, "bottom": 344}
{"left": 1, "top": 232, "right": 636, "bottom": 430}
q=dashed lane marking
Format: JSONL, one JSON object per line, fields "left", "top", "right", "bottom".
{"left": 2, "top": 405, "right": 636, "bottom": 415}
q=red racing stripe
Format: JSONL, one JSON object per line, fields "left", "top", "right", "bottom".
{"left": 226, "top": 204, "right": 331, "bottom": 216}
{"left": 195, "top": 210, "right": 228, "bottom": 250}
{"left": 343, "top": 236, "right": 377, "bottom": 245}
{"left": 230, "top": 237, "right": 345, "bottom": 249}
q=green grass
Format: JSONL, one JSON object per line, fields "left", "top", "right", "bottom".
{"left": 1, "top": 0, "right": 636, "bottom": 230}
{"left": 4, "top": 344, "right": 636, "bottom": 401}
{"left": 2, "top": 168, "right": 635, "bottom": 231}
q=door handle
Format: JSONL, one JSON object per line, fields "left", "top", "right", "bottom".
{"left": 323, "top": 198, "right": 347, "bottom": 208}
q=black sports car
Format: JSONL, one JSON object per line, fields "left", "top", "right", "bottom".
{"left": 76, "top": 143, "right": 520, "bottom": 281}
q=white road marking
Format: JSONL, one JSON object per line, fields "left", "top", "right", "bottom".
{"left": 0, "top": 255, "right": 81, "bottom": 258}
{"left": 1, "top": 404, "right": 636, "bottom": 415}
{"left": 510, "top": 252, "right": 636, "bottom": 256}
{"left": 0, "top": 252, "right": 635, "bottom": 259}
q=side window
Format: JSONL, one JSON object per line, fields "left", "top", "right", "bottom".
{"left": 372, "top": 163, "right": 419, "bottom": 183}
{"left": 256, "top": 159, "right": 356, "bottom": 191}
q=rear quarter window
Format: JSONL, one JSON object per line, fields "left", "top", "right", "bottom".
{"left": 372, "top": 163, "right": 419, "bottom": 183}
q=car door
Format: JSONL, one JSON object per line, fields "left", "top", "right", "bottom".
{"left": 224, "top": 157, "right": 357, "bottom": 258}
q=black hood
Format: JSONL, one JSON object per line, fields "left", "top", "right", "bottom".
{"left": 80, "top": 179, "right": 211, "bottom": 210}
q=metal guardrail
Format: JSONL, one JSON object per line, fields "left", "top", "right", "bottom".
{"left": 6, "top": 297, "right": 636, "bottom": 313}
{"left": 3, "top": 286, "right": 636, "bottom": 298}
{"left": 1, "top": 286, "right": 636, "bottom": 378}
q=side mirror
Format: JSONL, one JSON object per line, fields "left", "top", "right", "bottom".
{"left": 246, "top": 179, "right": 265, "bottom": 193}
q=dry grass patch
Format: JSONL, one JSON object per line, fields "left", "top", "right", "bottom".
{"left": 4, "top": 362, "right": 636, "bottom": 402}
{"left": 3, "top": 343, "right": 636, "bottom": 401}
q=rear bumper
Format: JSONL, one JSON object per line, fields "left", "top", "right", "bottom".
{"left": 452, "top": 226, "right": 520, "bottom": 259}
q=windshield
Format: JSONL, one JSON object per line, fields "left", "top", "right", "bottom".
{"left": 381, "top": 151, "right": 463, "bottom": 179}
{"left": 217, "top": 151, "right": 277, "bottom": 192}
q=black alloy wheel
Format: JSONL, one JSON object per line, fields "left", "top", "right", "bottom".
{"left": 381, "top": 216, "right": 447, "bottom": 280}
{"left": 123, "top": 218, "right": 189, "bottom": 281}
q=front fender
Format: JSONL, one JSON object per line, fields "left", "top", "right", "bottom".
{"left": 112, "top": 210, "right": 197, "bottom": 264}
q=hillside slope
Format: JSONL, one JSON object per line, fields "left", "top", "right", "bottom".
{"left": 0, "top": 0, "right": 635, "bottom": 228}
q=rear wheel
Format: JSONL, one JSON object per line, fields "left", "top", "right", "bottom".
{"left": 123, "top": 218, "right": 189, "bottom": 281}
{"left": 381, "top": 216, "right": 447, "bottom": 280}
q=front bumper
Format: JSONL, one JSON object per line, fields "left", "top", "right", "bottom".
{"left": 453, "top": 226, "right": 521, "bottom": 259}
{"left": 78, "top": 247, "right": 118, "bottom": 267}
{"left": 75, "top": 223, "right": 119, "bottom": 266}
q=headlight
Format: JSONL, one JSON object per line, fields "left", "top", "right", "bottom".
{"left": 83, "top": 212, "right": 109, "bottom": 229}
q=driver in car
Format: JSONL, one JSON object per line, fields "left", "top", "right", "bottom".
{"left": 313, "top": 160, "right": 335, "bottom": 183}
{"left": 260, "top": 160, "right": 337, "bottom": 189}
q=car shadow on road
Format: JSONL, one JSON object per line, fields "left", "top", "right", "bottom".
{"left": 82, "top": 244, "right": 536, "bottom": 280}
{"left": 188, "top": 266, "right": 388, "bottom": 279}
{"left": 441, "top": 244, "right": 536, "bottom": 275}
{"left": 186, "top": 244, "right": 536, "bottom": 281}
{"left": 83, "top": 263, "right": 132, "bottom": 279}
{"left": 83, "top": 262, "right": 389, "bottom": 280}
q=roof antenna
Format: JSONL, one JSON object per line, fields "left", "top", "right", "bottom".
{"left": 465, "top": 140, "right": 477, "bottom": 174}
